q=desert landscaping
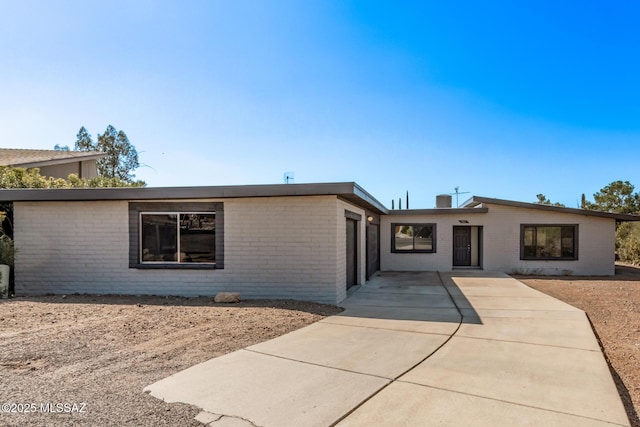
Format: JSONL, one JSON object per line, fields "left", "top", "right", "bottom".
{"left": 0, "top": 297, "right": 341, "bottom": 426}
{"left": 0, "top": 267, "right": 638, "bottom": 426}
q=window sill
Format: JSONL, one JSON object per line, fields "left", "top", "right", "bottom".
{"left": 131, "top": 263, "right": 219, "bottom": 270}
{"left": 391, "top": 250, "right": 436, "bottom": 254}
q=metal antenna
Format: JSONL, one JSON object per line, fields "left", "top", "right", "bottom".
{"left": 449, "top": 186, "right": 470, "bottom": 207}
{"left": 283, "top": 172, "right": 295, "bottom": 184}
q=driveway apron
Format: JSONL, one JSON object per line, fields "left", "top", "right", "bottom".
{"left": 145, "top": 271, "right": 630, "bottom": 427}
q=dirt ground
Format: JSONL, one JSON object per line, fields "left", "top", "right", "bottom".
{"left": 518, "top": 265, "right": 640, "bottom": 427}
{"left": 2, "top": 272, "right": 638, "bottom": 427}
{"left": 0, "top": 296, "right": 341, "bottom": 426}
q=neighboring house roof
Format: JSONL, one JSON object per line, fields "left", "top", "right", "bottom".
{"left": 0, "top": 148, "right": 106, "bottom": 168}
{"left": 0, "top": 182, "right": 389, "bottom": 215}
{"left": 462, "top": 196, "right": 640, "bottom": 222}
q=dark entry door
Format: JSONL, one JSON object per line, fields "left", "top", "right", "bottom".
{"left": 346, "top": 219, "right": 357, "bottom": 289}
{"left": 453, "top": 227, "right": 471, "bottom": 266}
{"left": 366, "top": 223, "right": 379, "bottom": 280}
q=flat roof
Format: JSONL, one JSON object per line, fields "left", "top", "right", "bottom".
{"left": 0, "top": 182, "right": 389, "bottom": 215}
{"left": 462, "top": 196, "right": 640, "bottom": 221}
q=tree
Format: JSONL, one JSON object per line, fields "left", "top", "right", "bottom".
{"left": 535, "top": 194, "right": 565, "bottom": 207}
{"left": 54, "top": 144, "right": 70, "bottom": 151}
{"left": 616, "top": 222, "right": 640, "bottom": 265}
{"left": 0, "top": 166, "right": 144, "bottom": 191}
{"left": 583, "top": 180, "right": 640, "bottom": 265}
{"left": 584, "top": 180, "right": 640, "bottom": 214}
{"left": 74, "top": 126, "right": 94, "bottom": 151}
{"left": 75, "top": 125, "right": 140, "bottom": 183}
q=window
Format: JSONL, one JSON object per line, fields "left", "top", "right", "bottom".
{"left": 129, "top": 202, "right": 223, "bottom": 269}
{"left": 141, "top": 213, "right": 215, "bottom": 263}
{"left": 521, "top": 224, "right": 578, "bottom": 260}
{"left": 391, "top": 223, "right": 436, "bottom": 253}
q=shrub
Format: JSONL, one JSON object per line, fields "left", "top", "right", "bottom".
{"left": 0, "top": 235, "right": 15, "bottom": 266}
{"left": 616, "top": 222, "right": 640, "bottom": 265}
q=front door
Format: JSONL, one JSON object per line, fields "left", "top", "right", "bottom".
{"left": 346, "top": 219, "right": 357, "bottom": 289}
{"left": 453, "top": 226, "right": 471, "bottom": 266}
{"left": 366, "top": 223, "right": 379, "bottom": 280}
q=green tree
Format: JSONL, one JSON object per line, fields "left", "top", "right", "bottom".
{"left": 54, "top": 144, "right": 70, "bottom": 151}
{"left": 584, "top": 180, "right": 640, "bottom": 214}
{"left": 616, "top": 222, "right": 640, "bottom": 265}
{"left": 535, "top": 194, "right": 565, "bottom": 207}
{"left": 583, "top": 180, "right": 640, "bottom": 265}
{"left": 75, "top": 125, "right": 140, "bottom": 183}
{"left": 0, "top": 166, "right": 144, "bottom": 190}
{"left": 74, "top": 126, "right": 94, "bottom": 151}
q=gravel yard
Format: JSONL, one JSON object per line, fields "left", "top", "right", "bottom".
{"left": 0, "top": 296, "right": 341, "bottom": 426}
{"left": 519, "top": 265, "right": 640, "bottom": 427}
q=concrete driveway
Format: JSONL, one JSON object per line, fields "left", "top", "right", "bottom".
{"left": 145, "top": 272, "right": 630, "bottom": 426}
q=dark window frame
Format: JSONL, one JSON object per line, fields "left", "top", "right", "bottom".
{"left": 391, "top": 223, "right": 437, "bottom": 253}
{"left": 129, "top": 202, "right": 224, "bottom": 269}
{"left": 520, "top": 224, "right": 578, "bottom": 261}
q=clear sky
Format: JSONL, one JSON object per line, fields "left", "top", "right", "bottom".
{"left": 1, "top": 1, "right": 639, "bottom": 209}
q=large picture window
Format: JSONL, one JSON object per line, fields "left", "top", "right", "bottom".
{"left": 521, "top": 224, "right": 578, "bottom": 260}
{"left": 129, "top": 202, "right": 223, "bottom": 269}
{"left": 141, "top": 213, "right": 215, "bottom": 263}
{"left": 391, "top": 223, "right": 436, "bottom": 253}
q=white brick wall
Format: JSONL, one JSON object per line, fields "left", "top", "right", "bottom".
{"left": 14, "top": 195, "right": 356, "bottom": 304}
{"left": 381, "top": 204, "right": 616, "bottom": 275}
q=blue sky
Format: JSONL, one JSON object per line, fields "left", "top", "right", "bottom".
{"left": 1, "top": 1, "right": 639, "bottom": 208}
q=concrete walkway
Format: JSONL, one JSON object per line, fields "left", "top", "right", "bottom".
{"left": 145, "top": 272, "right": 630, "bottom": 427}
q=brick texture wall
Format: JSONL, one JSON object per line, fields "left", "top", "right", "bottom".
{"left": 14, "top": 195, "right": 361, "bottom": 304}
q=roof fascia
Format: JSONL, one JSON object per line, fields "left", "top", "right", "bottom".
{"left": 0, "top": 182, "right": 389, "bottom": 214}
{"left": 389, "top": 207, "right": 488, "bottom": 215}
{"left": 463, "top": 196, "right": 640, "bottom": 221}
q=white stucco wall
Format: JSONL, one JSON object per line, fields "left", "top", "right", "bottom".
{"left": 14, "top": 195, "right": 364, "bottom": 304}
{"left": 479, "top": 204, "right": 615, "bottom": 276}
{"left": 381, "top": 204, "right": 616, "bottom": 275}
{"left": 381, "top": 212, "right": 484, "bottom": 271}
